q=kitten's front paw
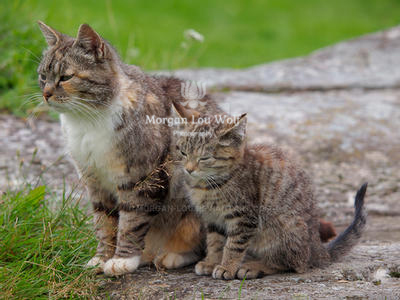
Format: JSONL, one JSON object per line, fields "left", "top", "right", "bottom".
{"left": 86, "top": 256, "right": 106, "bottom": 273}
{"left": 103, "top": 256, "right": 141, "bottom": 276}
{"left": 237, "top": 266, "right": 261, "bottom": 279}
{"left": 212, "top": 264, "right": 235, "bottom": 280}
{"left": 195, "top": 261, "right": 217, "bottom": 276}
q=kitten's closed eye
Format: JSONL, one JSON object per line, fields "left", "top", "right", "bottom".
{"left": 60, "top": 74, "right": 74, "bottom": 82}
{"left": 198, "top": 157, "right": 216, "bottom": 167}
{"left": 199, "top": 157, "right": 212, "bottom": 162}
{"left": 176, "top": 145, "right": 187, "bottom": 156}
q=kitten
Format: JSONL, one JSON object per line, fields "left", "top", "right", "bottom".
{"left": 172, "top": 103, "right": 367, "bottom": 280}
{"left": 36, "top": 22, "right": 220, "bottom": 276}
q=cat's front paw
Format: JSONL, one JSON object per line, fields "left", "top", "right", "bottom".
{"left": 195, "top": 261, "right": 217, "bottom": 276}
{"left": 86, "top": 256, "right": 106, "bottom": 273}
{"left": 103, "top": 256, "right": 141, "bottom": 276}
{"left": 212, "top": 264, "right": 236, "bottom": 280}
{"left": 157, "top": 252, "right": 199, "bottom": 269}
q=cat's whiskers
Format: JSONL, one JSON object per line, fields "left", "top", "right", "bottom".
{"left": 71, "top": 100, "right": 100, "bottom": 120}
{"left": 23, "top": 92, "right": 42, "bottom": 101}
{"left": 19, "top": 97, "right": 43, "bottom": 111}
{"left": 70, "top": 98, "right": 120, "bottom": 129}
{"left": 27, "top": 102, "right": 47, "bottom": 124}
{"left": 24, "top": 92, "right": 48, "bottom": 123}
{"left": 22, "top": 47, "right": 42, "bottom": 64}
{"left": 66, "top": 100, "right": 93, "bottom": 120}
{"left": 204, "top": 175, "right": 233, "bottom": 215}
{"left": 21, "top": 91, "right": 43, "bottom": 98}
{"left": 81, "top": 100, "right": 117, "bottom": 126}
{"left": 205, "top": 175, "right": 232, "bottom": 206}
{"left": 71, "top": 96, "right": 115, "bottom": 112}
{"left": 68, "top": 100, "right": 100, "bottom": 126}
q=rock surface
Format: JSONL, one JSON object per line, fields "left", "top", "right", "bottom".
{"left": 104, "top": 239, "right": 400, "bottom": 299}
{"left": 1, "top": 26, "right": 400, "bottom": 299}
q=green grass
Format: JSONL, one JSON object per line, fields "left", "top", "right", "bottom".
{"left": 1, "top": 0, "right": 400, "bottom": 114}
{"left": 389, "top": 271, "right": 400, "bottom": 278}
{"left": 0, "top": 184, "right": 100, "bottom": 299}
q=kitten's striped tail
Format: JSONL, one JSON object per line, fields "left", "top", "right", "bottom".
{"left": 327, "top": 183, "right": 368, "bottom": 261}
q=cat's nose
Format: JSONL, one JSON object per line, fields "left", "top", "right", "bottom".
{"left": 43, "top": 90, "right": 52, "bottom": 102}
{"left": 186, "top": 168, "right": 194, "bottom": 174}
{"left": 43, "top": 86, "right": 54, "bottom": 102}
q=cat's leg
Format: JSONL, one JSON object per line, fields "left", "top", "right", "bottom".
{"left": 86, "top": 187, "right": 118, "bottom": 272}
{"left": 104, "top": 163, "right": 171, "bottom": 276}
{"left": 87, "top": 211, "right": 118, "bottom": 271}
{"left": 103, "top": 176, "right": 166, "bottom": 276}
{"left": 195, "top": 223, "right": 225, "bottom": 276}
{"left": 156, "top": 212, "right": 204, "bottom": 269}
{"left": 103, "top": 206, "right": 152, "bottom": 276}
{"left": 212, "top": 217, "right": 257, "bottom": 280}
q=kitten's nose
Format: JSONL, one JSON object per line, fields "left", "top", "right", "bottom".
{"left": 185, "top": 162, "right": 197, "bottom": 175}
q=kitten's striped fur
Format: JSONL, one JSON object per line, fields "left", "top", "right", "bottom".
{"left": 173, "top": 103, "right": 367, "bottom": 280}
{"left": 37, "top": 22, "right": 221, "bottom": 276}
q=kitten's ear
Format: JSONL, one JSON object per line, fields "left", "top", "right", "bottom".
{"left": 218, "top": 113, "right": 247, "bottom": 146}
{"left": 38, "top": 21, "right": 61, "bottom": 46}
{"left": 172, "top": 101, "right": 200, "bottom": 122}
{"left": 73, "top": 24, "right": 106, "bottom": 59}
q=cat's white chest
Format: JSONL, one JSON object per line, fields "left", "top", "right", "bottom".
{"left": 60, "top": 112, "right": 118, "bottom": 190}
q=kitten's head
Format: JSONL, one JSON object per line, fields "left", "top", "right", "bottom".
{"left": 172, "top": 102, "right": 247, "bottom": 184}
{"left": 37, "top": 21, "right": 119, "bottom": 112}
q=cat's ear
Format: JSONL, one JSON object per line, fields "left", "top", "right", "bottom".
{"left": 38, "top": 21, "right": 61, "bottom": 46}
{"left": 218, "top": 113, "right": 247, "bottom": 146}
{"left": 172, "top": 101, "right": 200, "bottom": 122}
{"left": 73, "top": 24, "right": 107, "bottom": 59}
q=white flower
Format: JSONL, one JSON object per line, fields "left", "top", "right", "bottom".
{"left": 184, "top": 29, "right": 204, "bottom": 43}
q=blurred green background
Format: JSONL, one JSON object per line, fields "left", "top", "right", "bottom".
{"left": 1, "top": 0, "right": 400, "bottom": 115}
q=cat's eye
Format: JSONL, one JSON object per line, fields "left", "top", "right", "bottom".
{"left": 39, "top": 74, "right": 46, "bottom": 81}
{"left": 59, "top": 74, "right": 73, "bottom": 82}
{"left": 180, "top": 150, "right": 187, "bottom": 157}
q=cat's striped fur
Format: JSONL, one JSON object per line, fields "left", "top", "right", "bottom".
{"left": 172, "top": 103, "right": 367, "bottom": 280}
{"left": 36, "top": 22, "right": 222, "bottom": 276}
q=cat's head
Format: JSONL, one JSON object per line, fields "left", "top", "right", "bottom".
{"left": 37, "top": 21, "right": 119, "bottom": 112}
{"left": 172, "top": 102, "right": 247, "bottom": 184}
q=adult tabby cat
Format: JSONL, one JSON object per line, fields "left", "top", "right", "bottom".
{"left": 36, "top": 22, "right": 222, "bottom": 276}
{"left": 172, "top": 103, "right": 367, "bottom": 280}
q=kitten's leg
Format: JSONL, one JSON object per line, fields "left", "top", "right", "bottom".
{"left": 212, "top": 217, "right": 256, "bottom": 280}
{"left": 86, "top": 187, "right": 118, "bottom": 272}
{"left": 195, "top": 224, "right": 225, "bottom": 276}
